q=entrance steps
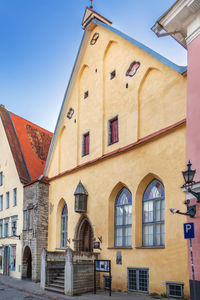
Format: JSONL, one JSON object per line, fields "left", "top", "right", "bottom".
{"left": 45, "top": 269, "right": 65, "bottom": 294}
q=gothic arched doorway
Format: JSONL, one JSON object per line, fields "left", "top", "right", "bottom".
{"left": 22, "top": 246, "right": 32, "bottom": 280}
{"left": 74, "top": 216, "right": 94, "bottom": 252}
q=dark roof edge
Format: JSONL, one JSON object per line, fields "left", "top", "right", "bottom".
{"left": 0, "top": 106, "right": 31, "bottom": 183}
{"left": 93, "top": 19, "right": 187, "bottom": 74}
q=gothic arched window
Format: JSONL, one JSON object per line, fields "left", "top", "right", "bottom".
{"left": 115, "top": 188, "right": 132, "bottom": 247}
{"left": 143, "top": 179, "right": 165, "bottom": 247}
{"left": 61, "top": 204, "right": 68, "bottom": 248}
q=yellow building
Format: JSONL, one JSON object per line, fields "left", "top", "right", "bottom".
{"left": 0, "top": 105, "right": 52, "bottom": 279}
{"left": 44, "top": 8, "right": 189, "bottom": 297}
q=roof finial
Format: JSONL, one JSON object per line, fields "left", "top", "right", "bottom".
{"left": 90, "top": 0, "right": 93, "bottom": 9}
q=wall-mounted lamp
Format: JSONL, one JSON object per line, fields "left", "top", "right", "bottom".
{"left": 182, "top": 161, "right": 200, "bottom": 202}
{"left": 12, "top": 223, "right": 21, "bottom": 240}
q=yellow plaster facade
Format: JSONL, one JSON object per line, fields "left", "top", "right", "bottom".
{"left": 46, "top": 18, "right": 189, "bottom": 296}
{"left": 0, "top": 118, "right": 23, "bottom": 279}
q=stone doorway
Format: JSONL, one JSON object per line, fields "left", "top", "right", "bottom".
{"left": 74, "top": 216, "right": 94, "bottom": 252}
{"left": 22, "top": 246, "right": 32, "bottom": 280}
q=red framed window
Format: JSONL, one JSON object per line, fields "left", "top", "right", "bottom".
{"left": 109, "top": 117, "right": 118, "bottom": 144}
{"left": 82, "top": 132, "right": 90, "bottom": 156}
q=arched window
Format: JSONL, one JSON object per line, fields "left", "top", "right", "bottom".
{"left": 143, "top": 179, "right": 165, "bottom": 247}
{"left": 115, "top": 188, "right": 132, "bottom": 247}
{"left": 61, "top": 204, "right": 68, "bottom": 248}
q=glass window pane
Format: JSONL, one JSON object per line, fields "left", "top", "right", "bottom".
{"left": 161, "top": 200, "right": 165, "bottom": 221}
{"left": 155, "top": 200, "right": 161, "bottom": 221}
{"left": 116, "top": 188, "right": 132, "bottom": 206}
{"left": 124, "top": 205, "right": 132, "bottom": 225}
{"left": 143, "top": 225, "right": 153, "bottom": 246}
{"left": 116, "top": 228, "right": 123, "bottom": 247}
{"left": 143, "top": 201, "right": 153, "bottom": 223}
{"left": 124, "top": 226, "right": 132, "bottom": 246}
{"left": 143, "top": 180, "right": 164, "bottom": 200}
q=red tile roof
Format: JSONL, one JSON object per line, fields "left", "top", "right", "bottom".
{"left": 0, "top": 105, "right": 53, "bottom": 182}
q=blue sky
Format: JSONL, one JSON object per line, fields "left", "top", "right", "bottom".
{"left": 0, "top": 0, "right": 186, "bottom": 132}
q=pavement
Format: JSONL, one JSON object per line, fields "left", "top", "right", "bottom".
{"left": 0, "top": 275, "right": 176, "bottom": 300}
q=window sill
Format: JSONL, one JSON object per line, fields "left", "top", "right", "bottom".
{"left": 82, "top": 153, "right": 89, "bottom": 157}
{"left": 135, "top": 246, "right": 165, "bottom": 249}
{"left": 108, "top": 140, "right": 119, "bottom": 146}
{"left": 107, "top": 247, "right": 132, "bottom": 250}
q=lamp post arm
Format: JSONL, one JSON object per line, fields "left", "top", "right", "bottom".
{"left": 188, "top": 188, "right": 200, "bottom": 202}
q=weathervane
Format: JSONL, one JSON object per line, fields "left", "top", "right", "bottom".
{"left": 90, "top": 0, "right": 94, "bottom": 9}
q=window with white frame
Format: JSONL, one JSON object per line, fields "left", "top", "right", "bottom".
{"left": 11, "top": 216, "right": 17, "bottom": 236}
{"left": 0, "top": 172, "right": 3, "bottom": 186}
{"left": 0, "top": 195, "right": 3, "bottom": 211}
{"left": 6, "top": 192, "right": 9, "bottom": 209}
{"left": 61, "top": 204, "right": 68, "bottom": 248}
{"left": 0, "top": 220, "right": 3, "bottom": 238}
{"left": 166, "top": 282, "right": 184, "bottom": 298}
{"left": 0, "top": 254, "right": 2, "bottom": 269}
{"left": 10, "top": 245, "right": 16, "bottom": 271}
{"left": 128, "top": 268, "right": 149, "bottom": 293}
{"left": 13, "top": 188, "right": 17, "bottom": 206}
{"left": 115, "top": 188, "right": 132, "bottom": 247}
{"left": 142, "top": 179, "right": 165, "bottom": 247}
{"left": 4, "top": 218, "right": 9, "bottom": 237}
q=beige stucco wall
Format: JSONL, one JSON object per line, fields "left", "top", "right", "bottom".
{"left": 0, "top": 118, "right": 23, "bottom": 279}
{"left": 46, "top": 22, "right": 188, "bottom": 296}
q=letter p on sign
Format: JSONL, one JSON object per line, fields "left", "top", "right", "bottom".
{"left": 184, "top": 222, "right": 195, "bottom": 239}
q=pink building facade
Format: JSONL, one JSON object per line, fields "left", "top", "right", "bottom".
{"left": 152, "top": 0, "right": 200, "bottom": 297}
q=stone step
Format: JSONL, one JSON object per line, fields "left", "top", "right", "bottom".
{"left": 45, "top": 286, "right": 64, "bottom": 295}
{"left": 53, "top": 279, "right": 64, "bottom": 285}
{"left": 49, "top": 282, "right": 64, "bottom": 289}
{"left": 56, "top": 276, "right": 64, "bottom": 280}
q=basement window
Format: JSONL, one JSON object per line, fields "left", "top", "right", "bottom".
{"left": 166, "top": 282, "right": 184, "bottom": 298}
{"left": 128, "top": 268, "right": 149, "bottom": 293}
{"left": 103, "top": 275, "right": 112, "bottom": 290}
{"left": 110, "top": 70, "right": 116, "bottom": 80}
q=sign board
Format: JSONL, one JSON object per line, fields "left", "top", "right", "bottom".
{"left": 184, "top": 222, "right": 195, "bottom": 239}
{"left": 95, "top": 260, "right": 110, "bottom": 273}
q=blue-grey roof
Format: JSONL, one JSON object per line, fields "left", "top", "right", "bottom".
{"left": 93, "top": 19, "right": 187, "bottom": 74}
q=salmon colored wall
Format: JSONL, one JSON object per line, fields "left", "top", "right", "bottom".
{"left": 187, "top": 35, "right": 200, "bottom": 180}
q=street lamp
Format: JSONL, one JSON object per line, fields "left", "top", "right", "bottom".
{"left": 169, "top": 161, "right": 200, "bottom": 218}
{"left": 182, "top": 161, "right": 200, "bottom": 202}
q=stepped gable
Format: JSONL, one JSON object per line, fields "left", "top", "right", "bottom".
{"left": 10, "top": 112, "right": 53, "bottom": 180}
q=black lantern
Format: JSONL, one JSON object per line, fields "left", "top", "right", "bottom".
{"left": 74, "top": 181, "right": 88, "bottom": 213}
{"left": 12, "top": 223, "right": 16, "bottom": 236}
{"left": 182, "top": 160, "right": 196, "bottom": 186}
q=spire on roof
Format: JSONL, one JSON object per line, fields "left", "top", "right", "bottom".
{"left": 90, "top": 0, "right": 93, "bottom": 9}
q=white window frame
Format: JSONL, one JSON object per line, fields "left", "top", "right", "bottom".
{"left": 10, "top": 245, "right": 16, "bottom": 271}
{"left": 6, "top": 192, "right": 9, "bottom": 209}
{"left": 0, "top": 172, "right": 3, "bottom": 186}
{"left": 0, "top": 195, "right": 3, "bottom": 211}
{"left": 13, "top": 188, "right": 17, "bottom": 206}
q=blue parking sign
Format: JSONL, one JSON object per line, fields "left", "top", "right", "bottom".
{"left": 184, "top": 223, "right": 195, "bottom": 239}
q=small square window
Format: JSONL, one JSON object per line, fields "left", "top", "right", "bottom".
{"left": 13, "top": 188, "right": 17, "bottom": 206}
{"left": 167, "top": 282, "right": 184, "bottom": 298}
{"left": 84, "top": 91, "right": 89, "bottom": 99}
{"left": 110, "top": 70, "right": 116, "bottom": 80}
{"left": 0, "top": 172, "right": 3, "bottom": 186}
{"left": 82, "top": 132, "right": 90, "bottom": 156}
{"left": 6, "top": 192, "right": 9, "bottom": 209}
{"left": 108, "top": 116, "right": 118, "bottom": 145}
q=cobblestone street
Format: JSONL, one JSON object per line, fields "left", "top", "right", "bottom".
{"left": 0, "top": 284, "right": 47, "bottom": 300}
